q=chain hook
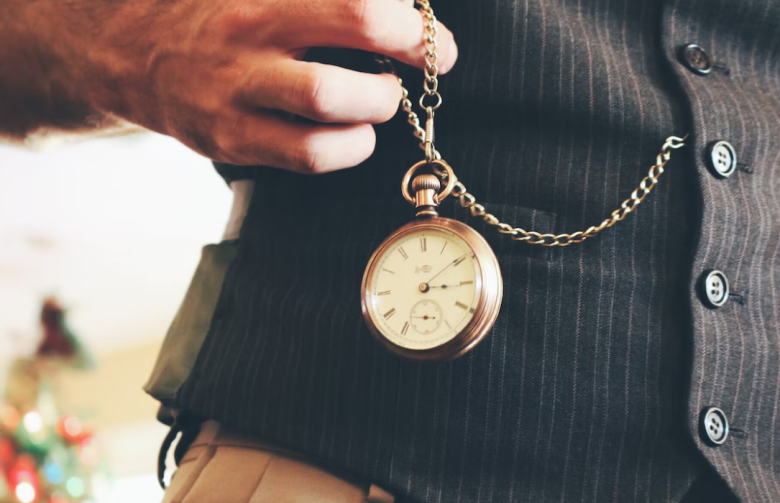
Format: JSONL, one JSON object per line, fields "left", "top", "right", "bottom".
{"left": 666, "top": 134, "right": 689, "bottom": 150}
{"left": 424, "top": 107, "right": 436, "bottom": 163}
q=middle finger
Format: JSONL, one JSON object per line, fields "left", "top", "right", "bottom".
{"left": 235, "top": 56, "right": 403, "bottom": 124}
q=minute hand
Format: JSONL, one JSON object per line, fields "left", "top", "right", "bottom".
{"left": 425, "top": 255, "right": 466, "bottom": 285}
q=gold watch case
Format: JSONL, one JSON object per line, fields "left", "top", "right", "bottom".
{"left": 361, "top": 216, "right": 503, "bottom": 362}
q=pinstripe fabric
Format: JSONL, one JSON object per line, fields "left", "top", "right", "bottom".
{"left": 663, "top": 1, "right": 780, "bottom": 502}
{"left": 171, "top": 0, "right": 780, "bottom": 501}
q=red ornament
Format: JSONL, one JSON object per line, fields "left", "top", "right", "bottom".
{"left": 10, "top": 458, "right": 38, "bottom": 503}
{"left": 55, "top": 415, "right": 90, "bottom": 443}
{"left": 9, "top": 454, "right": 38, "bottom": 490}
{"left": 0, "top": 438, "right": 15, "bottom": 460}
{"left": 0, "top": 437, "right": 16, "bottom": 474}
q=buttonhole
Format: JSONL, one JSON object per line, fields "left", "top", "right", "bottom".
{"left": 730, "top": 428, "right": 747, "bottom": 439}
{"left": 712, "top": 63, "right": 731, "bottom": 76}
{"left": 737, "top": 163, "right": 754, "bottom": 174}
{"left": 728, "top": 290, "right": 748, "bottom": 305}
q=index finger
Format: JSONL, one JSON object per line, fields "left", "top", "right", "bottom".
{"left": 274, "top": 0, "right": 458, "bottom": 74}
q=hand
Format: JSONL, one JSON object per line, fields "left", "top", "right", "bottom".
{"left": 429, "top": 282, "right": 469, "bottom": 289}
{"left": 3, "top": 0, "right": 458, "bottom": 171}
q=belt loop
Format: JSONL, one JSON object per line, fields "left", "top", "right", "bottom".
{"left": 157, "top": 421, "right": 181, "bottom": 489}
{"left": 156, "top": 406, "right": 205, "bottom": 489}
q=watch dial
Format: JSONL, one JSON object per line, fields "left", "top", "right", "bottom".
{"left": 368, "top": 227, "right": 480, "bottom": 350}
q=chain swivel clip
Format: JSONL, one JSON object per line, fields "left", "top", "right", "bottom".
{"left": 424, "top": 111, "right": 436, "bottom": 163}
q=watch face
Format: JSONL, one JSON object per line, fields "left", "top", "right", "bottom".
{"left": 364, "top": 226, "right": 481, "bottom": 351}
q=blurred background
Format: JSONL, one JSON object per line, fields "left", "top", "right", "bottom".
{"left": 0, "top": 132, "right": 232, "bottom": 503}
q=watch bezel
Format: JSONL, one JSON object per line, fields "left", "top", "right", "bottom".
{"left": 361, "top": 217, "right": 503, "bottom": 362}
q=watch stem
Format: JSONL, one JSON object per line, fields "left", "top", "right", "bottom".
{"left": 412, "top": 174, "right": 441, "bottom": 217}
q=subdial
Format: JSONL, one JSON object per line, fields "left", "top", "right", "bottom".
{"left": 410, "top": 300, "right": 443, "bottom": 335}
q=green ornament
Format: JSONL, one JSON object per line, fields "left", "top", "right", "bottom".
{"left": 14, "top": 419, "right": 53, "bottom": 459}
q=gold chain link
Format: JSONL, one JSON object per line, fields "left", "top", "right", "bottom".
{"left": 377, "top": 0, "right": 688, "bottom": 246}
{"left": 452, "top": 136, "right": 688, "bottom": 246}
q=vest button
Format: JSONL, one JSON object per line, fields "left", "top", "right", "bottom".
{"left": 708, "top": 141, "right": 738, "bottom": 178}
{"left": 701, "top": 407, "right": 730, "bottom": 446}
{"left": 701, "top": 270, "right": 729, "bottom": 308}
{"left": 680, "top": 43, "right": 713, "bottom": 75}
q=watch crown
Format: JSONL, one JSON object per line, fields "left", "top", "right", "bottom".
{"left": 412, "top": 174, "right": 441, "bottom": 192}
{"left": 411, "top": 174, "right": 441, "bottom": 218}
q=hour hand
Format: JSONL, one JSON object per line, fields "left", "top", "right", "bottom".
{"left": 430, "top": 281, "right": 474, "bottom": 289}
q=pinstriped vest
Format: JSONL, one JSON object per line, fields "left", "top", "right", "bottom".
{"left": 148, "top": 0, "right": 780, "bottom": 500}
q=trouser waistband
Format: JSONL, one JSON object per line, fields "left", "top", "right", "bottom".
{"left": 162, "top": 420, "right": 395, "bottom": 503}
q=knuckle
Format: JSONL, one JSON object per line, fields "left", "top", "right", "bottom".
{"left": 182, "top": 126, "right": 229, "bottom": 162}
{"left": 205, "top": 134, "right": 236, "bottom": 164}
{"left": 207, "top": 116, "right": 246, "bottom": 163}
{"left": 293, "top": 69, "right": 334, "bottom": 121}
{"left": 340, "top": 0, "right": 376, "bottom": 37}
{"left": 215, "top": 6, "right": 267, "bottom": 40}
{"left": 291, "top": 135, "right": 328, "bottom": 174}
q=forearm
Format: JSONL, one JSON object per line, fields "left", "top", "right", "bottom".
{"left": 0, "top": 0, "right": 114, "bottom": 140}
{"left": 0, "top": 0, "right": 458, "bottom": 168}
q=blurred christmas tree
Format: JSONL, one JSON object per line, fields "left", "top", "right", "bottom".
{"left": 0, "top": 298, "right": 106, "bottom": 503}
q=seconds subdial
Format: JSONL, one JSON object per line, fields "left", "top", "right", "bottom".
{"left": 410, "top": 300, "right": 443, "bottom": 334}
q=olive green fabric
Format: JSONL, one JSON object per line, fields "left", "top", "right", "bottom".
{"left": 144, "top": 241, "right": 238, "bottom": 403}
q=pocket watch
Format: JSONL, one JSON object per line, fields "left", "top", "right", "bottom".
{"left": 361, "top": 160, "right": 503, "bottom": 362}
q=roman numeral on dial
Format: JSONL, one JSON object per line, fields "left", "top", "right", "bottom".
{"left": 398, "top": 247, "right": 408, "bottom": 260}
{"left": 377, "top": 290, "right": 391, "bottom": 296}
{"left": 401, "top": 322, "right": 409, "bottom": 335}
{"left": 455, "top": 301, "right": 477, "bottom": 313}
{"left": 420, "top": 238, "right": 427, "bottom": 252}
{"left": 384, "top": 308, "right": 396, "bottom": 320}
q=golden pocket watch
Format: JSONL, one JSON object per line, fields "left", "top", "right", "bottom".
{"left": 360, "top": 1, "right": 503, "bottom": 362}
{"left": 361, "top": 160, "right": 503, "bottom": 362}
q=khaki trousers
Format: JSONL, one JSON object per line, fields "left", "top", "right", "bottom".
{"left": 162, "top": 421, "right": 395, "bottom": 503}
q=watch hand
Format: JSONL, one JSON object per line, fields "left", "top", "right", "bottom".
{"left": 411, "top": 316, "right": 436, "bottom": 319}
{"left": 424, "top": 255, "right": 466, "bottom": 286}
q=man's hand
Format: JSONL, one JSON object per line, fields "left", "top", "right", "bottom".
{"left": 0, "top": 0, "right": 457, "bottom": 172}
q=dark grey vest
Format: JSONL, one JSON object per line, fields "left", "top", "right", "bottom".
{"left": 166, "top": 0, "right": 780, "bottom": 501}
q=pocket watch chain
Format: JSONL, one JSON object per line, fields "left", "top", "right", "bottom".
{"left": 377, "top": 0, "right": 689, "bottom": 247}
